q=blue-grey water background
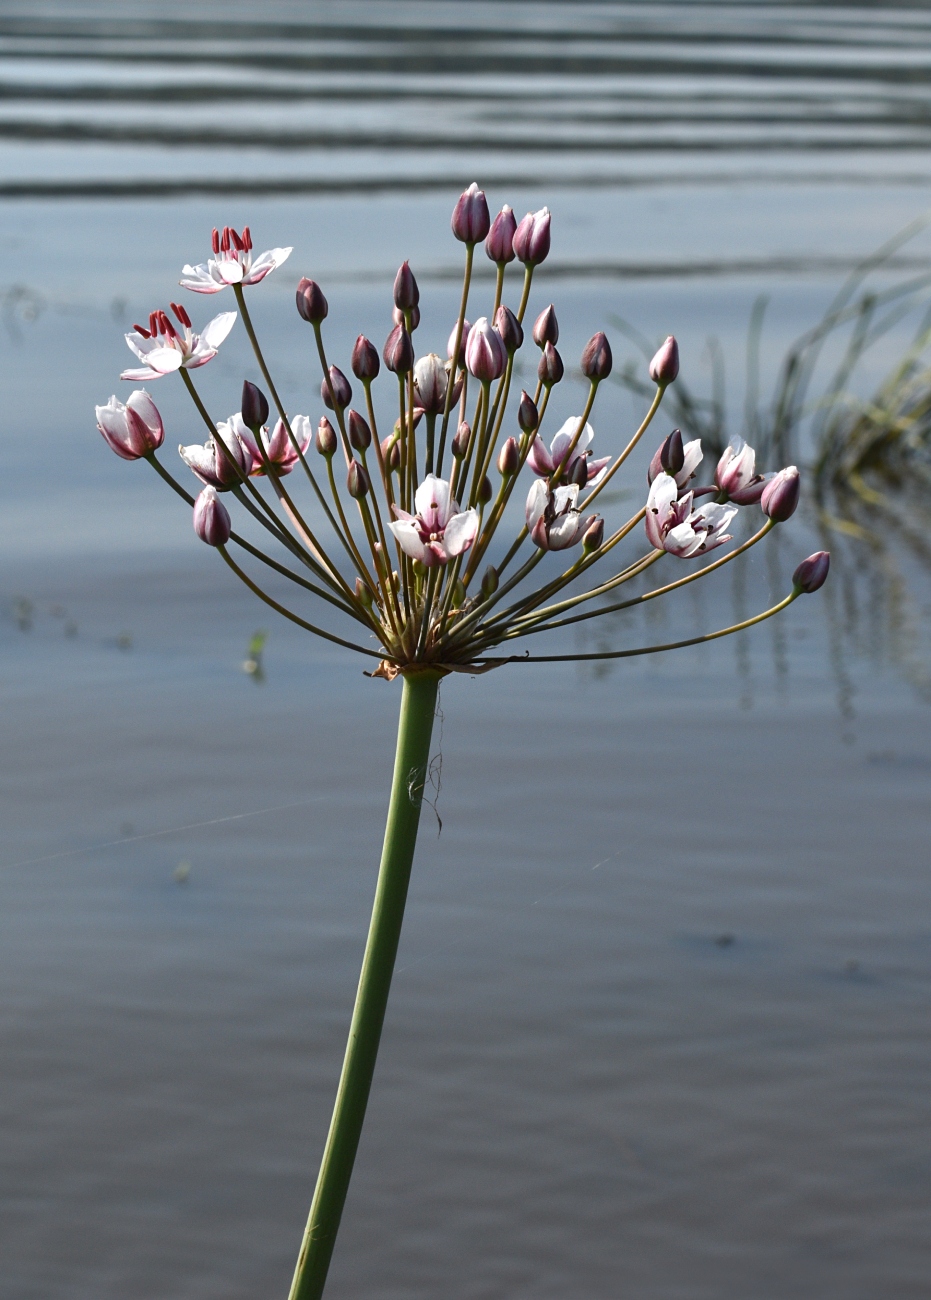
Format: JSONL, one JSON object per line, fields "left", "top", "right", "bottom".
{"left": 2, "top": 3, "right": 931, "bottom": 1297}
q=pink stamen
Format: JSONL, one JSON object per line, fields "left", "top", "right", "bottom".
{"left": 242, "top": 225, "right": 252, "bottom": 251}
{"left": 157, "top": 310, "right": 178, "bottom": 340}
{"left": 230, "top": 228, "right": 244, "bottom": 252}
{"left": 148, "top": 311, "right": 159, "bottom": 336}
{"left": 133, "top": 323, "right": 152, "bottom": 339}
{"left": 211, "top": 227, "right": 220, "bottom": 254}
{"left": 221, "top": 227, "right": 231, "bottom": 253}
{"left": 170, "top": 301, "right": 192, "bottom": 328}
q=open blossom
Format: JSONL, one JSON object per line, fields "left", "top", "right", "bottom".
{"left": 236, "top": 412, "right": 312, "bottom": 476}
{"left": 121, "top": 305, "right": 236, "bottom": 381}
{"left": 95, "top": 389, "right": 163, "bottom": 460}
{"left": 526, "top": 417, "right": 610, "bottom": 487}
{"left": 525, "top": 480, "right": 596, "bottom": 551}
{"left": 647, "top": 435, "right": 702, "bottom": 489}
{"left": 645, "top": 474, "right": 737, "bottom": 557}
{"left": 388, "top": 475, "right": 479, "bottom": 567}
{"left": 715, "top": 436, "right": 773, "bottom": 504}
{"left": 180, "top": 416, "right": 254, "bottom": 490}
{"left": 180, "top": 225, "right": 292, "bottom": 294}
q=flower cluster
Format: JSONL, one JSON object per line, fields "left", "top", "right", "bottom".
{"left": 95, "top": 186, "right": 827, "bottom": 675}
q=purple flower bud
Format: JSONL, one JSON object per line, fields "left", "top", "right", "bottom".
{"left": 315, "top": 417, "right": 337, "bottom": 457}
{"left": 321, "top": 364, "right": 352, "bottom": 411}
{"left": 478, "top": 475, "right": 493, "bottom": 504}
{"left": 393, "top": 260, "right": 419, "bottom": 311}
{"left": 347, "top": 408, "right": 372, "bottom": 451}
{"left": 494, "top": 304, "right": 523, "bottom": 354}
{"left": 347, "top": 461, "right": 370, "bottom": 499}
{"left": 660, "top": 429, "right": 684, "bottom": 475}
{"left": 567, "top": 455, "right": 589, "bottom": 489}
{"left": 761, "top": 465, "right": 800, "bottom": 522}
{"left": 497, "top": 436, "right": 520, "bottom": 477}
{"left": 393, "top": 303, "right": 421, "bottom": 332}
{"left": 193, "top": 485, "right": 231, "bottom": 547}
{"left": 518, "top": 390, "right": 538, "bottom": 434}
{"left": 649, "top": 335, "right": 680, "bottom": 386}
{"left": 792, "top": 550, "right": 830, "bottom": 593}
{"left": 447, "top": 318, "right": 471, "bottom": 364}
{"left": 452, "top": 421, "right": 471, "bottom": 459}
{"left": 580, "top": 331, "right": 612, "bottom": 381}
{"left": 240, "top": 380, "right": 269, "bottom": 431}
{"left": 296, "top": 278, "right": 328, "bottom": 324}
{"left": 532, "top": 304, "right": 558, "bottom": 348}
{"left": 465, "top": 316, "right": 507, "bottom": 382}
{"left": 351, "top": 334, "right": 380, "bottom": 381}
{"left": 485, "top": 205, "right": 517, "bottom": 264}
{"left": 451, "top": 182, "right": 490, "bottom": 245}
{"left": 381, "top": 434, "right": 401, "bottom": 471}
{"left": 383, "top": 324, "right": 414, "bottom": 374}
{"left": 512, "top": 207, "right": 551, "bottom": 267}
{"left": 95, "top": 390, "right": 164, "bottom": 460}
{"left": 481, "top": 564, "right": 499, "bottom": 596}
{"left": 582, "top": 517, "right": 604, "bottom": 553}
{"left": 538, "top": 342, "right": 564, "bottom": 387}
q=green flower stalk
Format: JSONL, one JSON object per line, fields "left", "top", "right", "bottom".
{"left": 94, "top": 190, "right": 828, "bottom": 1297}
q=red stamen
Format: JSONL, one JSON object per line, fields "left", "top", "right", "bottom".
{"left": 242, "top": 225, "right": 252, "bottom": 251}
{"left": 230, "top": 227, "right": 244, "bottom": 252}
{"left": 221, "top": 226, "right": 231, "bottom": 252}
{"left": 211, "top": 227, "right": 220, "bottom": 254}
{"left": 132, "top": 323, "right": 152, "bottom": 339}
{"left": 170, "top": 301, "right": 192, "bottom": 327}
{"left": 158, "top": 310, "right": 178, "bottom": 340}
{"left": 148, "top": 311, "right": 159, "bottom": 336}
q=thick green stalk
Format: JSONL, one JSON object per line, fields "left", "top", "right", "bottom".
{"left": 288, "top": 671, "right": 441, "bottom": 1300}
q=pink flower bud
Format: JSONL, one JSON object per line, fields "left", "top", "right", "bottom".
{"left": 240, "top": 380, "right": 269, "bottom": 430}
{"left": 497, "top": 436, "right": 519, "bottom": 477}
{"left": 447, "top": 318, "right": 471, "bottom": 364}
{"left": 315, "top": 417, "right": 337, "bottom": 457}
{"left": 485, "top": 206, "right": 517, "bottom": 264}
{"left": 761, "top": 465, "right": 800, "bottom": 522}
{"left": 392, "top": 303, "right": 421, "bottom": 332}
{"left": 494, "top": 304, "right": 523, "bottom": 353}
{"left": 347, "top": 408, "right": 372, "bottom": 451}
{"left": 347, "top": 461, "right": 370, "bottom": 499}
{"left": 538, "top": 342, "right": 564, "bottom": 386}
{"left": 351, "top": 334, "right": 380, "bottom": 381}
{"left": 452, "top": 422, "right": 471, "bottom": 459}
{"left": 321, "top": 364, "right": 352, "bottom": 411}
{"left": 793, "top": 550, "right": 830, "bottom": 593}
{"left": 451, "top": 182, "right": 490, "bottom": 244}
{"left": 393, "top": 261, "right": 419, "bottom": 311}
{"left": 381, "top": 434, "right": 401, "bottom": 471}
{"left": 518, "top": 390, "right": 538, "bottom": 433}
{"left": 296, "top": 278, "right": 328, "bottom": 323}
{"left": 193, "top": 486, "right": 231, "bottom": 546}
{"left": 383, "top": 324, "right": 414, "bottom": 374}
{"left": 465, "top": 316, "right": 506, "bottom": 381}
{"left": 649, "top": 335, "right": 680, "bottom": 386}
{"left": 532, "top": 304, "right": 558, "bottom": 348}
{"left": 95, "top": 390, "right": 164, "bottom": 460}
{"left": 582, "top": 517, "right": 604, "bottom": 552}
{"left": 513, "top": 207, "right": 551, "bottom": 267}
{"left": 580, "top": 331, "right": 612, "bottom": 381}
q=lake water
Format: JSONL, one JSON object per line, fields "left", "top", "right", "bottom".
{"left": 2, "top": 4, "right": 931, "bottom": 1298}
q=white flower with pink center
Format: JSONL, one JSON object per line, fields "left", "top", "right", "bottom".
{"left": 388, "top": 475, "right": 479, "bottom": 567}
{"left": 180, "top": 225, "right": 292, "bottom": 294}
{"left": 525, "top": 417, "right": 610, "bottom": 487}
{"left": 121, "top": 303, "right": 236, "bottom": 382}
{"left": 645, "top": 473, "right": 737, "bottom": 558}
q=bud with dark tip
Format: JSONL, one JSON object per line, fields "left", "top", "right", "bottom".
{"left": 447, "top": 318, "right": 471, "bottom": 364}
{"left": 240, "top": 380, "right": 269, "bottom": 431}
{"left": 497, "top": 436, "right": 519, "bottom": 477}
{"left": 485, "top": 205, "right": 517, "bottom": 264}
{"left": 792, "top": 550, "right": 830, "bottom": 593}
{"left": 761, "top": 465, "right": 800, "bottom": 522}
{"left": 296, "top": 278, "right": 328, "bottom": 324}
{"left": 351, "top": 334, "right": 380, "bottom": 381}
{"left": 580, "top": 331, "right": 612, "bottom": 381}
{"left": 321, "top": 364, "right": 352, "bottom": 411}
{"left": 452, "top": 422, "right": 471, "bottom": 459}
{"left": 567, "top": 455, "right": 589, "bottom": 489}
{"left": 383, "top": 324, "right": 414, "bottom": 374}
{"left": 315, "top": 417, "right": 337, "bottom": 458}
{"left": 451, "top": 182, "right": 491, "bottom": 245}
{"left": 518, "top": 390, "right": 539, "bottom": 434}
{"left": 478, "top": 475, "right": 493, "bottom": 504}
{"left": 513, "top": 207, "right": 551, "bottom": 267}
{"left": 381, "top": 434, "right": 401, "bottom": 471}
{"left": 649, "top": 335, "right": 680, "bottom": 386}
{"left": 347, "top": 461, "right": 370, "bottom": 499}
{"left": 582, "top": 517, "right": 604, "bottom": 553}
{"left": 393, "top": 303, "right": 420, "bottom": 332}
{"left": 532, "top": 304, "right": 558, "bottom": 349}
{"left": 465, "top": 317, "right": 507, "bottom": 382}
{"left": 347, "top": 408, "right": 372, "bottom": 451}
{"left": 538, "top": 342, "right": 564, "bottom": 387}
{"left": 193, "top": 486, "right": 231, "bottom": 547}
{"left": 393, "top": 261, "right": 419, "bottom": 311}
{"left": 494, "top": 304, "right": 523, "bottom": 354}
{"left": 481, "top": 564, "right": 499, "bottom": 597}
{"left": 660, "top": 428, "right": 684, "bottom": 476}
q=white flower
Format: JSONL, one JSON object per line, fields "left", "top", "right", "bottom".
{"left": 179, "top": 415, "right": 254, "bottom": 490}
{"left": 121, "top": 306, "right": 236, "bottom": 382}
{"left": 180, "top": 225, "right": 291, "bottom": 294}
{"left": 644, "top": 474, "right": 737, "bottom": 557}
{"left": 525, "top": 479, "right": 595, "bottom": 551}
{"left": 525, "top": 417, "right": 610, "bottom": 486}
{"left": 388, "top": 474, "right": 479, "bottom": 567}
{"left": 714, "top": 436, "right": 773, "bottom": 504}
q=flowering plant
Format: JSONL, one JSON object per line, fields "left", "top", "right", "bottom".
{"left": 95, "top": 185, "right": 827, "bottom": 1299}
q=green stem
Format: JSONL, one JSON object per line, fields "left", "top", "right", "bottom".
{"left": 288, "top": 670, "right": 441, "bottom": 1300}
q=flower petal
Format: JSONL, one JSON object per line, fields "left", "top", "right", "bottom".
{"left": 388, "top": 518, "right": 427, "bottom": 561}
{"left": 442, "top": 507, "right": 479, "bottom": 557}
{"left": 242, "top": 246, "right": 292, "bottom": 284}
{"left": 414, "top": 473, "right": 452, "bottom": 529}
{"left": 179, "top": 262, "right": 225, "bottom": 294}
{"left": 200, "top": 311, "right": 238, "bottom": 350}
{"left": 525, "top": 478, "right": 548, "bottom": 529}
{"left": 120, "top": 365, "right": 162, "bottom": 382}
